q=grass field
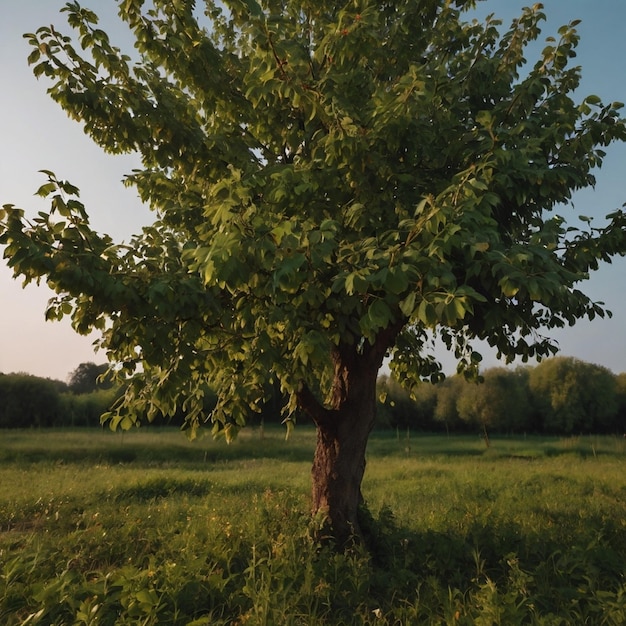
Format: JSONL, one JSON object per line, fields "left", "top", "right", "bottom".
{"left": 1, "top": 427, "right": 625, "bottom": 624}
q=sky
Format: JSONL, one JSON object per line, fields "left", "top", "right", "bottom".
{"left": 1, "top": 0, "right": 626, "bottom": 382}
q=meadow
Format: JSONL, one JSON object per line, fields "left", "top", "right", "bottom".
{"left": 1, "top": 427, "right": 625, "bottom": 625}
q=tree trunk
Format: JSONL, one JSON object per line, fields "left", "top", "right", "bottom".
{"left": 297, "top": 326, "right": 401, "bottom": 545}
{"left": 309, "top": 380, "right": 377, "bottom": 544}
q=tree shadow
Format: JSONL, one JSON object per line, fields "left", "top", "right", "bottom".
{"left": 0, "top": 428, "right": 316, "bottom": 467}
{"left": 360, "top": 504, "right": 626, "bottom": 621}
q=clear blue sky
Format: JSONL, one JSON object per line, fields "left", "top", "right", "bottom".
{"left": 1, "top": 1, "right": 626, "bottom": 381}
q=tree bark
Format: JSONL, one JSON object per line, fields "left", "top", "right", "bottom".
{"left": 309, "top": 368, "right": 377, "bottom": 544}
{"left": 297, "top": 324, "right": 402, "bottom": 545}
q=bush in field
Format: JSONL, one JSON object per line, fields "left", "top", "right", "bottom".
{"left": 0, "top": 373, "right": 65, "bottom": 428}
{"left": 529, "top": 356, "right": 618, "bottom": 434}
{"left": 0, "top": 371, "right": 120, "bottom": 428}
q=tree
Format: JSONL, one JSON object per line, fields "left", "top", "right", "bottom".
{"left": 615, "top": 373, "right": 626, "bottom": 433}
{"left": 68, "top": 361, "right": 111, "bottom": 394}
{"left": 1, "top": 1, "right": 626, "bottom": 543}
{"left": 408, "top": 380, "right": 439, "bottom": 432}
{"left": 376, "top": 374, "right": 418, "bottom": 430}
{"left": 456, "top": 367, "right": 531, "bottom": 443}
{"left": 377, "top": 374, "right": 438, "bottom": 430}
{"left": 432, "top": 376, "right": 464, "bottom": 435}
{"left": 529, "top": 356, "right": 618, "bottom": 434}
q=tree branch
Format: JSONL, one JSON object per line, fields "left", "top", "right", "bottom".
{"left": 296, "top": 382, "right": 335, "bottom": 429}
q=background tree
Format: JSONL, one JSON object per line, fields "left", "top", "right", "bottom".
{"left": 456, "top": 367, "right": 531, "bottom": 443}
{"left": 528, "top": 356, "right": 618, "bottom": 433}
{"left": 432, "top": 376, "right": 465, "bottom": 435}
{"left": 615, "top": 372, "right": 626, "bottom": 433}
{"left": 2, "top": 0, "right": 626, "bottom": 542}
{"left": 377, "top": 374, "right": 438, "bottom": 431}
{"left": 67, "top": 361, "right": 111, "bottom": 394}
{"left": 408, "top": 380, "right": 439, "bottom": 432}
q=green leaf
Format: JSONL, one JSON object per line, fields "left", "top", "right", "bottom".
{"left": 399, "top": 292, "right": 416, "bottom": 317}
{"left": 386, "top": 269, "right": 409, "bottom": 295}
{"left": 35, "top": 182, "right": 57, "bottom": 198}
{"left": 273, "top": 253, "right": 306, "bottom": 294}
{"left": 475, "top": 110, "right": 492, "bottom": 128}
{"left": 345, "top": 272, "right": 368, "bottom": 295}
{"left": 472, "top": 242, "right": 490, "bottom": 254}
{"left": 282, "top": 417, "right": 294, "bottom": 441}
{"left": 499, "top": 278, "right": 520, "bottom": 298}
{"left": 241, "top": 0, "right": 263, "bottom": 17}
{"left": 417, "top": 300, "right": 437, "bottom": 327}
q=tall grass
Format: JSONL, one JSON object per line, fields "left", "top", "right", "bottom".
{"left": 1, "top": 427, "right": 625, "bottom": 624}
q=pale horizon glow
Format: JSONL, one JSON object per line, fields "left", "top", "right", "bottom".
{"left": 2, "top": 0, "right": 626, "bottom": 382}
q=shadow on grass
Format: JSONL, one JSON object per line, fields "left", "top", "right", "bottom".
{"left": 108, "top": 475, "right": 285, "bottom": 502}
{"left": 360, "top": 504, "right": 626, "bottom": 622}
{"left": 0, "top": 443, "right": 316, "bottom": 466}
{"left": 0, "top": 427, "right": 316, "bottom": 467}
{"left": 2, "top": 429, "right": 625, "bottom": 467}
{"left": 369, "top": 432, "right": 626, "bottom": 461}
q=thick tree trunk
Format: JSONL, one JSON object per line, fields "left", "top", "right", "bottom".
{"left": 298, "top": 325, "right": 402, "bottom": 545}
{"left": 309, "top": 379, "right": 377, "bottom": 544}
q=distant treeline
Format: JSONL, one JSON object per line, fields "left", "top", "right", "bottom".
{"left": 377, "top": 356, "right": 626, "bottom": 436}
{"left": 0, "top": 362, "right": 118, "bottom": 428}
{"left": 1, "top": 357, "right": 625, "bottom": 434}
{"left": 0, "top": 361, "right": 216, "bottom": 429}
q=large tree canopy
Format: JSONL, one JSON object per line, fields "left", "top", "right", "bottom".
{"left": 2, "top": 0, "right": 626, "bottom": 541}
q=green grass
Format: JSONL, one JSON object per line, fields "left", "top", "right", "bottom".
{"left": 1, "top": 427, "right": 625, "bottom": 624}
